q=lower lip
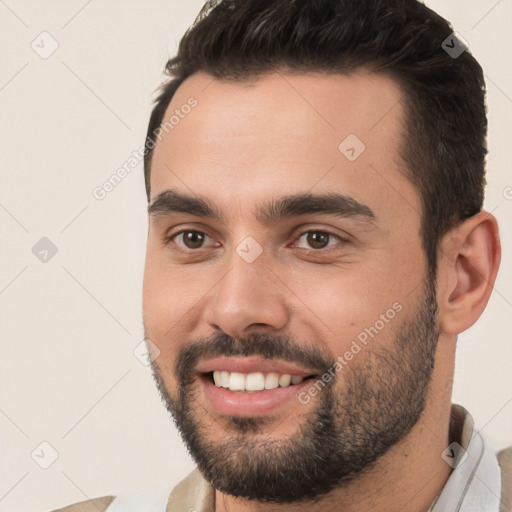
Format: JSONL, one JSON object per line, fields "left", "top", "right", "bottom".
{"left": 199, "top": 374, "right": 313, "bottom": 417}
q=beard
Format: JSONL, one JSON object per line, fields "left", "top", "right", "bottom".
{"left": 148, "top": 277, "right": 439, "bottom": 504}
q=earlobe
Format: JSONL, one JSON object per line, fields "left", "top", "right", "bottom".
{"left": 438, "top": 211, "right": 501, "bottom": 335}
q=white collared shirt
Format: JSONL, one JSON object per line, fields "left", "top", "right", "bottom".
{"left": 427, "top": 405, "right": 502, "bottom": 512}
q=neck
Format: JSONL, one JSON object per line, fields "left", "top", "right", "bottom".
{"left": 215, "top": 342, "right": 456, "bottom": 512}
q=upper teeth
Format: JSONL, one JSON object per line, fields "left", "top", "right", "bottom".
{"left": 213, "top": 371, "right": 304, "bottom": 392}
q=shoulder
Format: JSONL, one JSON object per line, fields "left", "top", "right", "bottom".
{"left": 498, "top": 446, "right": 512, "bottom": 512}
{"left": 168, "top": 468, "right": 214, "bottom": 511}
{"left": 498, "top": 446, "right": 512, "bottom": 468}
{"left": 49, "top": 495, "right": 116, "bottom": 512}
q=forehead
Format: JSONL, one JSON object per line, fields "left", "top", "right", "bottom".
{"left": 150, "top": 69, "right": 420, "bottom": 227}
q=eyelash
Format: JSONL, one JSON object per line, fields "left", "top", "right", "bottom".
{"left": 164, "top": 228, "right": 348, "bottom": 254}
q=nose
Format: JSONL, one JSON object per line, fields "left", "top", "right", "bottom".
{"left": 202, "top": 252, "right": 290, "bottom": 339}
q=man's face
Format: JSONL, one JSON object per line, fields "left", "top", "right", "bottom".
{"left": 143, "top": 70, "right": 439, "bottom": 502}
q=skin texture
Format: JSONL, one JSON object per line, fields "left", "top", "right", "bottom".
{"left": 142, "top": 70, "right": 501, "bottom": 512}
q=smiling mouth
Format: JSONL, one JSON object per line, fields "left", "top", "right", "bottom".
{"left": 204, "top": 370, "right": 317, "bottom": 393}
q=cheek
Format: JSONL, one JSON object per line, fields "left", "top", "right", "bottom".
{"left": 143, "top": 248, "right": 216, "bottom": 362}
{"left": 143, "top": 248, "right": 190, "bottom": 356}
{"left": 143, "top": 271, "right": 187, "bottom": 395}
{"left": 291, "top": 265, "right": 405, "bottom": 353}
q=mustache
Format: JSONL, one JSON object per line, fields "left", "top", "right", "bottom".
{"left": 174, "top": 332, "right": 334, "bottom": 385}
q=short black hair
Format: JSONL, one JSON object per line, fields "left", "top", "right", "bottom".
{"left": 144, "top": 0, "right": 487, "bottom": 274}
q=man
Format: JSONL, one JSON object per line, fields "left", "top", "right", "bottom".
{"left": 52, "top": 0, "right": 511, "bottom": 510}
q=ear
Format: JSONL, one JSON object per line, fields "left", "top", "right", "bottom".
{"left": 437, "top": 211, "right": 501, "bottom": 335}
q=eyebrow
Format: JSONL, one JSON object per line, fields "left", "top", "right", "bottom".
{"left": 148, "top": 189, "right": 376, "bottom": 225}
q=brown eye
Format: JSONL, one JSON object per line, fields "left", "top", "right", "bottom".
{"left": 166, "top": 230, "right": 212, "bottom": 250}
{"left": 295, "top": 231, "right": 341, "bottom": 251}
{"left": 306, "top": 232, "right": 330, "bottom": 249}
{"left": 180, "top": 230, "right": 206, "bottom": 249}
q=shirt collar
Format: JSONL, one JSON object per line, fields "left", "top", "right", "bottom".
{"left": 427, "top": 403, "right": 501, "bottom": 512}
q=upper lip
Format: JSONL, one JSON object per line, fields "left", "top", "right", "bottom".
{"left": 195, "top": 357, "right": 317, "bottom": 377}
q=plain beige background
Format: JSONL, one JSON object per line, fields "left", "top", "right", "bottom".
{"left": 0, "top": 1, "right": 511, "bottom": 511}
